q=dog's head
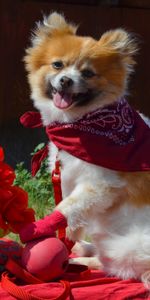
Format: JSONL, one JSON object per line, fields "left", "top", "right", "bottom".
{"left": 25, "top": 12, "right": 137, "bottom": 123}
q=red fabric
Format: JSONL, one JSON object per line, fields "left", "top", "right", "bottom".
{"left": 31, "top": 146, "right": 48, "bottom": 176}
{"left": 20, "top": 111, "right": 43, "bottom": 128}
{"left": 1, "top": 274, "right": 70, "bottom": 300}
{"left": 20, "top": 98, "right": 150, "bottom": 174}
{"left": 20, "top": 112, "right": 48, "bottom": 176}
{"left": 0, "top": 270, "right": 150, "bottom": 299}
{"left": 19, "top": 210, "right": 67, "bottom": 243}
{"left": 0, "top": 238, "right": 22, "bottom": 272}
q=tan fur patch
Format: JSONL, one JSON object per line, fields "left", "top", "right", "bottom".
{"left": 120, "top": 172, "right": 150, "bottom": 206}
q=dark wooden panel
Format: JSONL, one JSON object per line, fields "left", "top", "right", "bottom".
{"left": 120, "top": 8, "right": 150, "bottom": 113}
{"left": 117, "top": 0, "right": 150, "bottom": 9}
{"left": 0, "top": 0, "right": 122, "bottom": 127}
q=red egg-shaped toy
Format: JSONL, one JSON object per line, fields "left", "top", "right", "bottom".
{"left": 21, "top": 237, "right": 69, "bottom": 281}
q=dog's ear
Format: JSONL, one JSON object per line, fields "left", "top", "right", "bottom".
{"left": 31, "top": 12, "right": 78, "bottom": 46}
{"left": 95, "top": 29, "right": 138, "bottom": 73}
{"left": 99, "top": 29, "right": 138, "bottom": 57}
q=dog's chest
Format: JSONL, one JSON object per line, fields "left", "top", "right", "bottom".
{"left": 48, "top": 141, "right": 125, "bottom": 200}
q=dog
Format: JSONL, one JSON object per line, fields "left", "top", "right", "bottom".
{"left": 24, "top": 12, "right": 150, "bottom": 285}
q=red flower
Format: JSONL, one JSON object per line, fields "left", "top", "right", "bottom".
{"left": 0, "top": 147, "right": 4, "bottom": 161}
{"left": 0, "top": 147, "right": 15, "bottom": 186}
{"left": 4, "top": 186, "right": 35, "bottom": 233}
{"left": 0, "top": 147, "right": 35, "bottom": 236}
{"left": 0, "top": 163, "right": 15, "bottom": 186}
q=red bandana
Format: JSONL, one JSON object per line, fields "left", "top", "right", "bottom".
{"left": 20, "top": 98, "right": 150, "bottom": 175}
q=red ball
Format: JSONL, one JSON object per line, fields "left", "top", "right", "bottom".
{"left": 21, "top": 237, "right": 69, "bottom": 281}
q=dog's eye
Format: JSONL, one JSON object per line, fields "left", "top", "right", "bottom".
{"left": 52, "top": 61, "right": 64, "bottom": 70}
{"left": 81, "top": 69, "right": 96, "bottom": 79}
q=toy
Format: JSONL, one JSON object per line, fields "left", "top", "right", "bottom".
{"left": 19, "top": 210, "right": 72, "bottom": 281}
{"left": 21, "top": 237, "right": 69, "bottom": 281}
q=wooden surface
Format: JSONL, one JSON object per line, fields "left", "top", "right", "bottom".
{"left": 1, "top": 0, "right": 150, "bottom": 166}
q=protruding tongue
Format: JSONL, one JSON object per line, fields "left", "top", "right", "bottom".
{"left": 53, "top": 92, "right": 73, "bottom": 109}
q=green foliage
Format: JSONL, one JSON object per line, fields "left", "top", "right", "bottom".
{"left": 30, "top": 142, "right": 45, "bottom": 156}
{"left": 14, "top": 143, "right": 55, "bottom": 220}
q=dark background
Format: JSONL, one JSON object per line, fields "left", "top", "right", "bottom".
{"left": 1, "top": 0, "right": 150, "bottom": 169}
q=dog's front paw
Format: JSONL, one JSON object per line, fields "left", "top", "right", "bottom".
{"left": 69, "top": 257, "right": 102, "bottom": 270}
{"left": 72, "top": 240, "right": 96, "bottom": 257}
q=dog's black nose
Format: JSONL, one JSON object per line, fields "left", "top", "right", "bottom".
{"left": 60, "top": 76, "right": 73, "bottom": 88}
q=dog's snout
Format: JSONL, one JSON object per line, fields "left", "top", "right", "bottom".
{"left": 60, "top": 76, "right": 73, "bottom": 88}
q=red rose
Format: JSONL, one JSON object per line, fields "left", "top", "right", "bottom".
{"left": 0, "top": 147, "right": 4, "bottom": 161}
{"left": 4, "top": 186, "right": 35, "bottom": 233}
{"left": 0, "top": 147, "right": 35, "bottom": 236}
{"left": 0, "top": 147, "right": 15, "bottom": 186}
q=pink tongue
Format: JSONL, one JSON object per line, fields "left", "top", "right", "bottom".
{"left": 53, "top": 92, "right": 73, "bottom": 109}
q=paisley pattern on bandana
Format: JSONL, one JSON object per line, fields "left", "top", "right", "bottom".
{"left": 50, "top": 98, "right": 135, "bottom": 146}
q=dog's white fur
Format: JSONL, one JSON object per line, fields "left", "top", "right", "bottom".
{"left": 33, "top": 84, "right": 150, "bottom": 283}
{"left": 26, "top": 13, "right": 150, "bottom": 284}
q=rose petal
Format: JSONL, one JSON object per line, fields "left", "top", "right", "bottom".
{"left": 0, "top": 147, "right": 4, "bottom": 162}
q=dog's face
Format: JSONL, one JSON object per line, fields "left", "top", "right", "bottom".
{"left": 25, "top": 13, "right": 137, "bottom": 120}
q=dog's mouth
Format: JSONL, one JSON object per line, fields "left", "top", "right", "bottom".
{"left": 53, "top": 91, "right": 74, "bottom": 109}
{"left": 52, "top": 89, "right": 97, "bottom": 110}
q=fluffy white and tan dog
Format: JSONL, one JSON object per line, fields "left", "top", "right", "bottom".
{"left": 23, "top": 12, "right": 150, "bottom": 284}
